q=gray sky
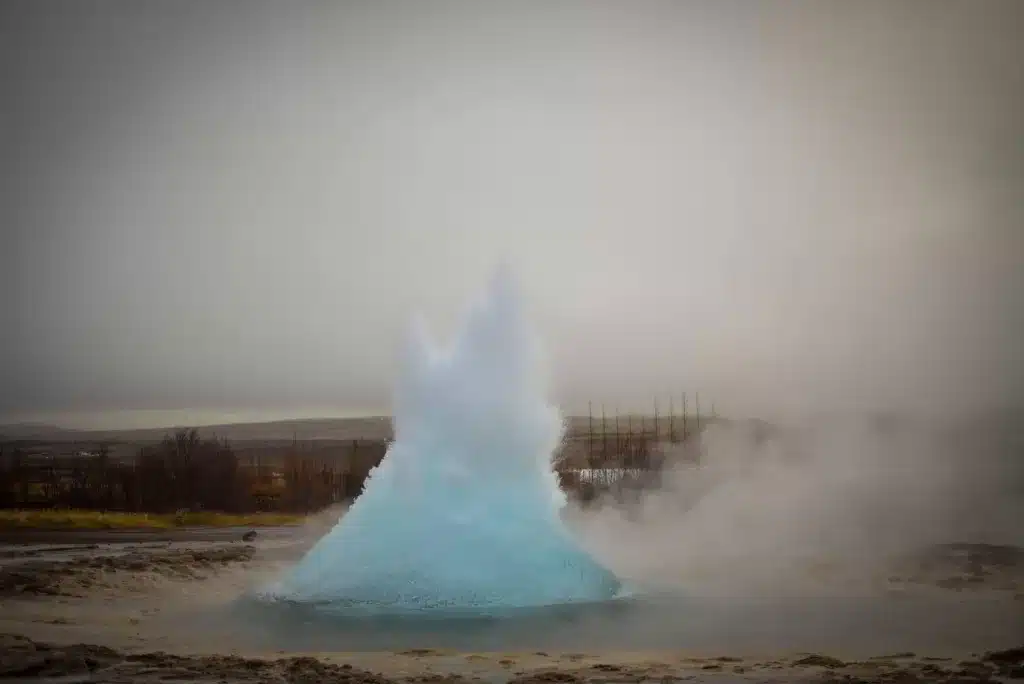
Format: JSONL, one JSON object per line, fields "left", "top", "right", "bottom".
{"left": 2, "top": 0, "right": 1022, "bottom": 428}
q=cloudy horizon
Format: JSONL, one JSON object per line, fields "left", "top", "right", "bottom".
{"left": 3, "top": 0, "right": 1022, "bottom": 430}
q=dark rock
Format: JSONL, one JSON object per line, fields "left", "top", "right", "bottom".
{"left": 507, "top": 672, "right": 583, "bottom": 684}
{"left": 984, "top": 647, "right": 1024, "bottom": 664}
{"left": 794, "top": 654, "right": 847, "bottom": 669}
{"left": 982, "top": 647, "right": 1024, "bottom": 679}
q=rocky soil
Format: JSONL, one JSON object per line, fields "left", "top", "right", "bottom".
{"left": 0, "top": 534, "right": 1020, "bottom": 683}
{"left": 2, "top": 634, "right": 1022, "bottom": 683}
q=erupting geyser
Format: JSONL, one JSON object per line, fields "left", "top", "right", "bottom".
{"left": 267, "top": 268, "right": 621, "bottom": 613}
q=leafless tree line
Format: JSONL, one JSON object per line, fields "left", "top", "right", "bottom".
{"left": 0, "top": 429, "right": 387, "bottom": 514}
{"left": 1, "top": 395, "right": 713, "bottom": 513}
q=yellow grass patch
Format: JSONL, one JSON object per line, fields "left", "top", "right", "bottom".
{"left": 0, "top": 509, "right": 305, "bottom": 529}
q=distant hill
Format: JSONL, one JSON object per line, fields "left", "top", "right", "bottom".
{"left": 1, "top": 413, "right": 725, "bottom": 446}
{"left": 0, "top": 416, "right": 396, "bottom": 445}
{"left": 0, "top": 422, "right": 87, "bottom": 441}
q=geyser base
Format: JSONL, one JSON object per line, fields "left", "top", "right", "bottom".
{"left": 234, "top": 589, "right": 663, "bottom": 651}
{"left": 250, "top": 583, "right": 641, "bottom": 620}
{"left": 220, "top": 589, "right": 1019, "bottom": 655}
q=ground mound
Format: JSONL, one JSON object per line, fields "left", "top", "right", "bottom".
{"left": 2, "top": 634, "right": 1022, "bottom": 683}
{"left": 0, "top": 545, "right": 255, "bottom": 597}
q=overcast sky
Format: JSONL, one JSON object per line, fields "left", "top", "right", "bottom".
{"left": 2, "top": 0, "right": 1022, "bottom": 428}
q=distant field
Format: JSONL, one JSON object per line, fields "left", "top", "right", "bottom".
{"left": 0, "top": 416, "right": 396, "bottom": 444}
{"left": 0, "top": 509, "right": 305, "bottom": 530}
{"left": 0, "top": 413, "right": 719, "bottom": 444}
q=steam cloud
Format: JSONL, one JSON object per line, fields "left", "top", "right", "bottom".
{"left": 572, "top": 415, "right": 1024, "bottom": 596}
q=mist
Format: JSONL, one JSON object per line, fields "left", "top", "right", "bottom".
{"left": 570, "top": 415, "right": 1024, "bottom": 597}
{"left": 2, "top": 0, "right": 1023, "bottom": 427}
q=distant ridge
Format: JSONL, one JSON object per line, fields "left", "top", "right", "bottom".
{"left": 0, "top": 414, "right": 716, "bottom": 444}
{"left": 0, "top": 422, "right": 82, "bottom": 440}
{"left": 0, "top": 416, "right": 394, "bottom": 444}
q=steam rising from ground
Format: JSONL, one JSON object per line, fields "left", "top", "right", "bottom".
{"left": 573, "top": 416, "right": 1024, "bottom": 596}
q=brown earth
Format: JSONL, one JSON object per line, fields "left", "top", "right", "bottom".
{"left": 0, "top": 530, "right": 1021, "bottom": 683}
{"left": 2, "top": 633, "right": 1022, "bottom": 683}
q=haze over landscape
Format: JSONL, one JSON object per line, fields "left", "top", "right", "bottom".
{"left": 4, "top": 5, "right": 1024, "bottom": 678}
{"left": 2, "top": 0, "right": 1022, "bottom": 429}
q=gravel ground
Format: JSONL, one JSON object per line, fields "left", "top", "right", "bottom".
{"left": 2, "top": 633, "right": 1022, "bottom": 683}
{"left": 0, "top": 528, "right": 1020, "bottom": 683}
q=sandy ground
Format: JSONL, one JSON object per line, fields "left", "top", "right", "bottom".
{"left": 0, "top": 524, "right": 1021, "bottom": 683}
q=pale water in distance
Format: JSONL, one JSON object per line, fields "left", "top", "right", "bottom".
{"left": 263, "top": 267, "right": 620, "bottom": 613}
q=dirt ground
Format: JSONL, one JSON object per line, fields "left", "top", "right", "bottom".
{"left": 0, "top": 523, "right": 1021, "bottom": 683}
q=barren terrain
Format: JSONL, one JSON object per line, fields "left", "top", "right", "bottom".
{"left": 0, "top": 519, "right": 1020, "bottom": 683}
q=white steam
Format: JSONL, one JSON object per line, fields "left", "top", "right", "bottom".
{"left": 572, "top": 415, "right": 1024, "bottom": 596}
